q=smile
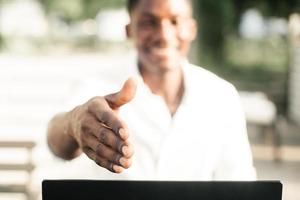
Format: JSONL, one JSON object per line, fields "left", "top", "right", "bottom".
{"left": 148, "top": 47, "right": 176, "bottom": 56}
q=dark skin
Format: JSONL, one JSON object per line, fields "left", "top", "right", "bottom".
{"left": 47, "top": 0, "right": 197, "bottom": 173}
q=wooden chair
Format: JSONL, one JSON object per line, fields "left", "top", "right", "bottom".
{"left": 0, "top": 141, "right": 36, "bottom": 200}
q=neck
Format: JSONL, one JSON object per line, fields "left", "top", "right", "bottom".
{"left": 139, "top": 64, "right": 185, "bottom": 116}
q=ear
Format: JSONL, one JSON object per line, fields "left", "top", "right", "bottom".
{"left": 180, "top": 18, "right": 198, "bottom": 41}
{"left": 189, "top": 19, "right": 198, "bottom": 41}
{"left": 126, "top": 24, "right": 132, "bottom": 39}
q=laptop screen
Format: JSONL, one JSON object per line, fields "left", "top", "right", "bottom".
{"left": 42, "top": 180, "right": 282, "bottom": 200}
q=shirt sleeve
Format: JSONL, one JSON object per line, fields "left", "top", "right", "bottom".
{"left": 213, "top": 84, "right": 257, "bottom": 180}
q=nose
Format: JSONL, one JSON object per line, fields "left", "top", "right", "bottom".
{"left": 155, "top": 19, "right": 175, "bottom": 46}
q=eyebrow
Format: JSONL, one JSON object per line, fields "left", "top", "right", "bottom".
{"left": 140, "top": 12, "right": 181, "bottom": 19}
{"left": 140, "top": 12, "right": 156, "bottom": 18}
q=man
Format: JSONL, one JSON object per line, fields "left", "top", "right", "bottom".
{"left": 47, "top": 0, "right": 256, "bottom": 180}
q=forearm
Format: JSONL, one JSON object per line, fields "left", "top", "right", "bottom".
{"left": 47, "top": 111, "right": 82, "bottom": 160}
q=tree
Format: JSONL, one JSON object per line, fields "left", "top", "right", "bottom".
{"left": 193, "top": 0, "right": 300, "bottom": 67}
{"left": 194, "top": 0, "right": 235, "bottom": 65}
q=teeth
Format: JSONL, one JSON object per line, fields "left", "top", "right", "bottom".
{"left": 150, "top": 48, "right": 174, "bottom": 55}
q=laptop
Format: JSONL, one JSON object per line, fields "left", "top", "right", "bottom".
{"left": 42, "top": 180, "right": 282, "bottom": 200}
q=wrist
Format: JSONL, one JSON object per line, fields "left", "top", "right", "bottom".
{"left": 67, "top": 105, "right": 82, "bottom": 139}
{"left": 63, "top": 107, "right": 83, "bottom": 159}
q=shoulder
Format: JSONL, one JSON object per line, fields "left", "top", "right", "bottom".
{"left": 184, "top": 63, "right": 237, "bottom": 96}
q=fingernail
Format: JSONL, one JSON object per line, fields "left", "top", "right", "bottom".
{"left": 122, "top": 145, "right": 131, "bottom": 156}
{"left": 113, "top": 165, "right": 123, "bottom": 173}
{"left": 119, "top": 157, "right": 127, "bottom": 167}
{"left": 119, "top": 128, "right": 128, "bottom": 139}
{"left": 122, "top": 146, "right": 128, "bottom": 155}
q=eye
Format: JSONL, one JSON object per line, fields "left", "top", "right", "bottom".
{"left": 171, "top": 19, "right": 177, "bottom": 25}
{"left": 171, "top": 18, "right": 179, "bottom": 25}
{"left": 139, "top": 17, "right": 157, "bottom": 28}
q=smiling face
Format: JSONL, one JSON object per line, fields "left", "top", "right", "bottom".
{"left": 127, "top": 0, "right": 197, "bottom": 74}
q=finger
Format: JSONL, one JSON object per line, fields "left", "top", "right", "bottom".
{"left": 81, "top": 115, "right": 124, "bottom": 152}
{"left": 94, "top": 143, "right": 132, "bottom": 169}
{"left": 84, "top": 133, "right": 132, "bottom": 169}
{"left": 82, "top": 146, "right": 96, "bottom": 161}
{"left": 105, "top": 77, "right": 137, "bottom": 109}
{"left": 99, "top": 111, "right": 129, "bottom": 140}
{"left": 92, "top": 125, "right": 134, "bottom": 158}
{"left": 83, "top": 147, "right": 124, "bottom": 173}
{"left": 88, "top": 100, "right": 129, "bottom": 140}
{"left": 95, "top": 156, "right": 124, "bottom": 173}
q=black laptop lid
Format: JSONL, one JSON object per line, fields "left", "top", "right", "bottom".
{"left": 42, "top": 180, "right": 282, "bottom": 200}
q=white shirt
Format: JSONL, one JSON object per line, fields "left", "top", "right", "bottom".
{"left": 64, "top": 57, "right": 256, "bottom": 181}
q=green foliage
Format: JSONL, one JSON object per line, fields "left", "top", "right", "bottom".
{"left": 194, "top": 0, "right": 233, "bottom": 64}
{"left": 0, "top": 34, "right": 3, "bottom": 50}
{"left": 193, "top": 0, "right": 300, "bottom": 68}
{"left": 224, "top": 36, "right": 289, "bottom": 73}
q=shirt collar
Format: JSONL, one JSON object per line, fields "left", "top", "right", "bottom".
{"left": 127, "top": 52, "right": 192, "bottom": 104}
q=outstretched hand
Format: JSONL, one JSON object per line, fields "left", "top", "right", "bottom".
{"left": 69, "top": 78, "right": 137, "bottom": 173}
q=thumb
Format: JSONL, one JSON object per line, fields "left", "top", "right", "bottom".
{"left": 105, "top": 77, "right": 137, "bottom": 109}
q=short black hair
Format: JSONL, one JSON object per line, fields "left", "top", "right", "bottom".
{"left": 127, "top": 0, "right": 139, "bottom": 13}
{"left": 127, "top": 0, "right": 192, "bottom": 14}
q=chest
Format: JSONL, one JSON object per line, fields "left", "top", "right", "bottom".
{"left": 119, "top": 99, "right": 224, "bottom": 180}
